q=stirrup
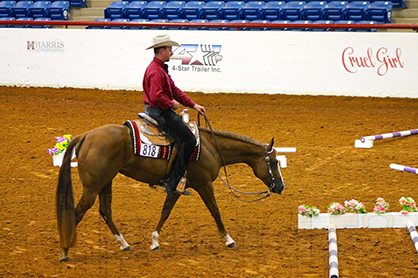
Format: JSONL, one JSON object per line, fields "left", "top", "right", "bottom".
{"left": 176, "top": 177, "right": 191, "bottom": 195}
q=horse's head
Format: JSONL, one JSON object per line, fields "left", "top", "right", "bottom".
{"left": 253, "top": 138, "right": 285, "bottom": 194}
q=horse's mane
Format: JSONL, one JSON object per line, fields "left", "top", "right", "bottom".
{"left": 199, "top": 127, "right": 264, "bottom": 147}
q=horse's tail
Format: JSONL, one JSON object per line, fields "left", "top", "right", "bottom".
{"left": 56, "top": 135, "right": 84, "bottom": 249}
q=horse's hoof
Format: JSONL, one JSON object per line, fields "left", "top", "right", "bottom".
{"left": 150, "top": 246, "right": 161, "bottom": 251}
{"left": 122, "top": 246, "right": 131, "bottom": 251}
{"left": 227, "top": 242, "right": 237, "bottom": 248}
{"left": 59, "top": 255, "right": 70, "bottom": 262}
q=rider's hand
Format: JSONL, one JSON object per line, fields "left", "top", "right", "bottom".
{"left": 193, "top": 104, "right": 206, "bottom": 115}
{"left": 172, "top": 100, "right": 180, "bottom": 110}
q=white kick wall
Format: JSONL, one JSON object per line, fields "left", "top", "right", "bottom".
{"left": 0, "top": 29, "right": 416, "bottom": 98}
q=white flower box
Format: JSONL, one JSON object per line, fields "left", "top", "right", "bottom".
{"left": 298, "top": 212, "right": 418, "bottom": 229}
{"left": 52, "top": 150, "right": 77, "bottom": 167}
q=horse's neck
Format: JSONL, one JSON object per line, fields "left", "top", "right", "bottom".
{"left": 200, "top": 128, "right": 264, "bottom": 165}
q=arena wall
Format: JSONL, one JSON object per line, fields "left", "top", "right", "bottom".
{"left": 1, "top": 29, "right": 417, "bottom": 98}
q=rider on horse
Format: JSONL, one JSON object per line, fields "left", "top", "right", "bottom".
{"left": 143, "top": 35, "right": 206, "bottom": 196}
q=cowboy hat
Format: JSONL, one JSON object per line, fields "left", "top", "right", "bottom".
{"left": 146, "top": 35, "right": 180, "bottom": 50}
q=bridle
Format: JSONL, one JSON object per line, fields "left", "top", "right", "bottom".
{"left": 199, "top": 114, "right": 280, "bottom": 203}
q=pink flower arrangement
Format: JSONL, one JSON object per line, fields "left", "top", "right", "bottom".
{"left": 327, "top": 202, "right": 346, "bottom": 215}
{"left": 344, "top": 199, "right": 366, "bottom": 214}
{"left": 399, "top": 197, "right": 418, "bottom": 215}
{"left": 373, "top": 197, "right": 389, "bottom": 215}
{"left": 298, "top": 205, "right": 320, "bottom": 218}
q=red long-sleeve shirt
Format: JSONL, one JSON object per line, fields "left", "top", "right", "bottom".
{"left": 143, "top": 57, "right": 195, "bottom": 110}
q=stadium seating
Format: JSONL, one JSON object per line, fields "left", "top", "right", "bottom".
{"left": 49, "top": 1, "right": 70, "bottom": 20}
{"left": 282, "top": 1, "right": 306, "bottom": 21}
{"left": 0, "top": 1, "right": 16, "bottom": 17}
{"left": 312, "top": 19, "right": 333, "bottom": 31}
{"left": 356, "top": 19, "right": 377, "bottom": 31}
{"left": 109, "top": 18, "right": 130, "bottom": 29}
{"left": 167, "top": 18, "right": 188, "bottom": 29}
{"left": 104, "top": 1, "right": 129, "bottom": 19}
{"left": 85, "top": 18, "right": 111, "bottom": 29}
{"left": 264, "top": 1, "right": 285, "bottom": 21}
{"left": 32, "top": 16, "right": 51, "bottom": 27}
{"left": 333, "top": 19, "right": 356, "bottom": 31}
{"left": 30, "top": 1, "right": 51, "bottom": 18}
{"left": 165, "top": 1, "right": 186, "bottom": 20}
{"left": 369, "top": 1, "right": 392, "bottom": 23}
{"left": 203, "top": 1, "right": 225, "bottom": 20}
{"left": 208, "top": 18, "right": 229, "bottom": 30}
{"left": 248, "top": 19, "right": 270, "bottom": 30}
{"left": 346, "top": 1, "right": 370, "bottom": 21}
{"left": 125, "top": 1, "right": 147, "bottom": 19}
{"left": 130, "top": 18, "right": 149, "bottom": 29}
{"left": 229, "top": 19, "right": 249, "bottom": 30}
{"left": 69, "top": 0, "right": 86, "bottom": 8}
{"left": 223, "top": 1, "right": 245, "bottom": 20}
{"left": 15, "top": 16, "right": 33, "bottom": 27}
{"left": 242, "top": 1, "right": 265, "bottom": 21}
{"left": 289, "top": 19, "right": 313, "bottom": 30}
{"left": 184, "top": 1, "right": 205, "bottom": 20}
{"left": 304, "top": 1, "right": 326, "bottom": 21}
{"left": 145, "top": 1, "right": 166, "bottom": 20}
{"left": 0, "top": 16, "right": 14, "bottom": 27}
{"left": 189, "top": 18, "right": 209, "bottom": 29}
{"left": 270, "top": 19, "right": 291, "bottom": 30}
{"left": 150, "top": 18, "right": 168, "bottom": 29}
{"left": 324, "top": 1, "right": 348, "bottom": 21}
{"left": 13, "top": 1, "right": 33, "bottom": 18}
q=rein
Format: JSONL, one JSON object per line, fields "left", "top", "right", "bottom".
{"left": 198, "top": 113, "right": 271, "bottom": 203}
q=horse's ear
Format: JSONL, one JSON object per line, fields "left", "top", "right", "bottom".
{"left": 268, "top": 138, "right": 274, "bottom": 152}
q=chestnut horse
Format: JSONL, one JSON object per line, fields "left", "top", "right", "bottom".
{"left": 56, "top": 123, "right": 285, "bottom": 261}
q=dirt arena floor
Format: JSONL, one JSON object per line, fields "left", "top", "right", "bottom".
{"left": 1, "top": 86, "right": 418, "bottom": 277}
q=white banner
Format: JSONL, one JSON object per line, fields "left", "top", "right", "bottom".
{"left": 0, "top": 29, "right": 417, "bottom": 98}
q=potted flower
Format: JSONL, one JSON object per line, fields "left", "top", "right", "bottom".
{"left": 48, "top": 134, "right": 73, "bottom": 166}
{"left": 373, "top": 197, "right": 389, "bottom": 215}
{"left": 297, "top": 204, "right": 320, "bottom": 218}
{"left": 399, "top": 197, "right": 418, "bottom": 215}
{"left": 344, "top": 199, "right": 367, "bottom": 214}
{"left": 327, "top": 202, "right": 346, "bottom": 215}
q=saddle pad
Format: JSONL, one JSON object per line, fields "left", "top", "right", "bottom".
{"left": 123, "top": 120, "right": 201, "bottom": 162}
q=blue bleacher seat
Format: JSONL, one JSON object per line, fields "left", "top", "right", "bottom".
{"left": 243, "top": 1, "right": 265, "bottom": 20}
{"left": 270, "top": 19, "right": 291, "bottom": 30}
{"left": 289, "top": 19, "right": 312, "bottom": 30}
{"left": 282, "top": 1, "right": 306, "bottom": 21}
{"left": 224, "top": 1, "right": 245, "bottom": 20}
{"left": 165, "top": 1, "right": 186, "bottom": 20}
{"left": 69, "top": 0, "right": 86, "bottom": 8}
{"left": 346, "top": 1, "right": 370, "bottom": 21}
{"left": 49, "top": 1, "right": 70, "bottom": 20}
{"left": 324, "top": 1, "right": 348, "bottom": 21}
{"left": 126, "top": 1, "right": 147, "bottom": 19}
{"left": 13, "top": 1, "right": 33, "bottom": 18}
{"left": 189, "top": 18, "right": 209, "bottom": 29}
{"left": 33, "top": 16, "right": 51, "bottom": 27}
{"left": 184, "top": 1, "right": 205, "bottom": 20}
{"left": 391, "top": 0, "right": 406, "bottom": 8}
{"left": 145, "top": 1, "right": 167, "bottom": 20}
{"left": 0, "top": 1, "right": 16, "bottom": 17}
{"left": 248, "top": 19, "right": 270, "bottom": 30}
{"left": 333, "top": 19, "right": 356, "bottom": 31}
{"left": 168, "top": 18, "right": 188, "bottom": 29}
{"left": 0, "top": 16, "right": 15, "bottom": 27}
{"left": 304, "top": 1, "right": 326, "bottom": 21}
{"left": 15, "top": 16, "right": 33, "bottom": 27}
{"left": 85, "top": 18, "right": 111, "bottom": 29}
{"left": 229, "top": 19, "right": 249, "bottom": 30}
{"left": 312, "top": 19, "right": 333, "bottom": 31}
{"left": 150, "top": 18, "right": 169, "bottom": 29}
{"left": 203, "top": 1, "right": 225, "bottom": 20}
{"left": 104, "top": 1, "right": 130, "bottom": 19}
{"left": 30, "top": 1, "right": 51, "bottom": 18}
{"left": 208, "top": 18, "right": 228, "bottom": 30}
{"left": 264, "top": 1, "right": 284, "bottom": 20}
{"left": 110, "top": 18, "right": 130, "bottom": 29}
{"left": 130, "top": 18, "right": 149, "bottom": 29}
{"left": 369, "top": 1, "right": 392, "bottom": 23}
{"left": 356, "top": 20, "right": 377, "bottom": 31}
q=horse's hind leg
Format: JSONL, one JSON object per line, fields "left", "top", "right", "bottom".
{"left": 99, "top": 181, "right": 130, "bottom": 251}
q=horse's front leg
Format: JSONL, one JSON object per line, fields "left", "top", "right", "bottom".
{"left": 195, "top": 182, "right": 236, "bottom": 248}
{"left": 150, "top": 193, "right": 181, "bottom": 251}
